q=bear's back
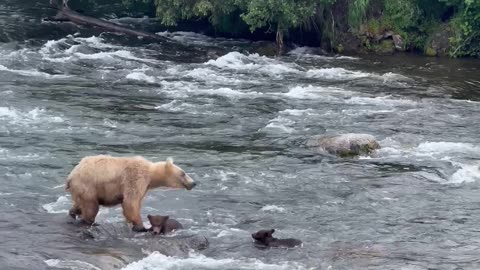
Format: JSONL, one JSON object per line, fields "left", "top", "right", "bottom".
{"left": 68, "top": 155, "right": 152, "bottom": 187}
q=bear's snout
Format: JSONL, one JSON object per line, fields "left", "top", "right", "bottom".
{"left": 183, "top": 176, "right": 197, "bottom": 190}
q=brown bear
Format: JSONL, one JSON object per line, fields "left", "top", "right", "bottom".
{"left": 251, "top": 229, "right": 302, "bottom": 248}
{"left": 147, "top": 214, "right": 183, "bottom": 234}
{"left": 65, "top": 155, "right": 196, "bottom": 232}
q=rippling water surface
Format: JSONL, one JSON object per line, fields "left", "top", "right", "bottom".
{"left": 1, "top": 3, "right": 480, "bottom": 270}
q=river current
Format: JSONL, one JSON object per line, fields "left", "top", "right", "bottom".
{"left": 1, "top": 2, "right": 480, "bottom": 270}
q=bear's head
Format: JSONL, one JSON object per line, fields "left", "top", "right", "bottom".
{"left": 251, "top": 229, "right": 275, "bottom": 244}
{"left": 147, "top": 214, "right": 169, "bottom": 234}
{"left": 149, "top": 158, "right": 196, "bottom": 190}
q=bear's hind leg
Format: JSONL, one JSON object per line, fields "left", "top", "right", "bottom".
{"left": 80, "top": 201, "right": 99, "bottom": 225}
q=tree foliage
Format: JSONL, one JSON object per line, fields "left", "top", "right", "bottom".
{"left": 101, "top": 0, "right": 480, "bottom": 57}
{"left": 446, "top": 0, "right": 480, "bottom": 56}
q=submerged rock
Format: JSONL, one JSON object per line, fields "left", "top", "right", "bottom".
{"left": 82, "top": 223, "right": 209, "bottom": 257}
{"left": 306, "top": 133, "right": 380, "bottom": 157}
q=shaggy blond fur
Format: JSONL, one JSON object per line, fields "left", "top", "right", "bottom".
{"left": 66, "top": 155, "right": 195, "bottom": 229}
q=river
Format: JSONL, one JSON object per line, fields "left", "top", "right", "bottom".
{"left": 1, "top": 2, "right": 480, "bottom": 270}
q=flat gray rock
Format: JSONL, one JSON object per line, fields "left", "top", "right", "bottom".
{"left": 83, "top": 223, "right": 209, "bottom": 257}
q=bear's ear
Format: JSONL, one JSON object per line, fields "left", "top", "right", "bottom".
{"left": 147, "top": 214, "right": 152, "bottom": 219}
{"left": 164, "top": 215, "right": 170, "bottom": 220}
{"left": 166, "top": 157, "right": 174, "bottom": 168}
{"left": 270, "top": 229, "right": 275, "bottom": 234}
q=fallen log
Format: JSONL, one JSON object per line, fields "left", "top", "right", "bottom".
{"left": 49, "top": 0, "right": 168, "bottom": 42}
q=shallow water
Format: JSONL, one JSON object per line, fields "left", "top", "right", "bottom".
{"left": 1, "top": 3, "right": 480, "bottom": 270}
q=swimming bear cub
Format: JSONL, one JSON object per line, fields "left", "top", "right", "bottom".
{"left": 147, "top": 214, "right": 183, "bottom": 234}
{"left": 251, "top": 229, "right": 302, "bottom": 248}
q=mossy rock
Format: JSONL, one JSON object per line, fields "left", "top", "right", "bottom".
{"left": 425, "top": 23, "right": 453, "bottom": 57}
{"left": 251, "top": 42, "right": 278, "bottom": 56}
{"left": 372, "top": 40, "right": 395, "bottom": 55}
{"left": 335, "top": 43, "right": 345, "bottom": 54}
{"left": 425, "top": 47, "right": 437, "bottom": 57}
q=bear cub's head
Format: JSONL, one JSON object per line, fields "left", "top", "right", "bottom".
{"left": 147, "top": 214, "right": 169, "bottom": 234}
{"left": 251, "top": 229, "right": 275, "bottom": 244}
{"left": 151, "top": 158, "right": 196, "bottom": 190}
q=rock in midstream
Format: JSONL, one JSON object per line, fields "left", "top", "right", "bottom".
{"left": 306, "top": 133, "right": 380, "bottom": 157}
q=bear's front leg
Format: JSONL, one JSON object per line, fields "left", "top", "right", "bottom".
{"left": 122, "top": 200, "right": 147, "bottom": 232}
{"left": 80, "top": 201, "right": 99, "bottom": 225}
{"left": 69, "top": 205, "right": 81, "bottom": 220}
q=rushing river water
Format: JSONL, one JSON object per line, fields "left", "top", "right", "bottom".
{"left": 1, "top": 2, "right": 480, "bottom": 270}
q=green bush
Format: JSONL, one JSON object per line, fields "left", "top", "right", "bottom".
{"left": 448, "top": 0, "right": 480, "bottom": 57}
{"left": 95, "top": 0, "right": 480, "bottom": 57}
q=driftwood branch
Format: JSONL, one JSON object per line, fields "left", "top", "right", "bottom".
{"left": 48, "top": 0, "right": 168, "bottom": 42}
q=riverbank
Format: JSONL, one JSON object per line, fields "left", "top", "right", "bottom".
{"left": 113, "top": 0, "right": 479, "bottom": 58}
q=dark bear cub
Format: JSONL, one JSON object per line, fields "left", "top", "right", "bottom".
{"left": 147, "top": 214, "right": 183, "bottom": 234}
{"left": 251, "top": 229, "right": 302, "bottom": 248}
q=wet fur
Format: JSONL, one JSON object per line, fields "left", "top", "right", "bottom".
{"left": 148, "top": 215, "right": 183, "bottom": 234}
{"left": 66, "top": 155, "right": 195, "bottom": 231}
{"left": 252, "top": 229, "right": 302, "bottom": 248}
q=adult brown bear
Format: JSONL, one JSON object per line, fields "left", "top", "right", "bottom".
{"left": 65, "top": 155, "right": 196, "bottom": 232}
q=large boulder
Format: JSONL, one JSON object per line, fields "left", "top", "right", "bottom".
{"left": 306, "top": 133, "right": 380, "bottom": 157}
{"left": 425, "top": 23, "right": 454, "bottom": 57}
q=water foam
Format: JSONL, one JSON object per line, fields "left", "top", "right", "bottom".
{"left": 305, "top": 67, "right": 411, "bottom": 86}
{"left": 40, "top": 35, "right": 120, "bottom": 55}
{"left": 379, "top": 140, "right": 480, "bottom": 159}
{"left": 416, "top": 142, "right": 480, "bottom": 156}
{"left": 185, "top": 68, "right": 242, "bottom": 84}
{"left": 263, "top": 115, "right": 296, "bottom": 133}
{"left": 206, "top": 52, "right": 300, "bottom": 76}
{"left": 448, "top": 164, "right": 480, "bottom": 184}
{"left": 155, "top": 100, "right": 216, "bottom": 115}
{"left": 260, "top": 205, "right": 286, "bottom": 212}
{"left": 345, "top": 96, "right": 417, "bottom": 106}
{"left": 378, "top": 139, "right": 480, "bottom": 183}
{"left": 204, "top": 87, "right": 259, "bottom": 98}
{"left": 281, "top": 109, "right": 315, "bottom": 116}
{"left": 42, "top": 195, "right": 70, "bottom": 214}
{"left": 283, "top": 85, "right": 346, "bottom": 100}
{"left": 45, "top": 259, "right": 102, "bottom": 270}
{"left": 39, "top": 38, "right": 68, "bottom": 54}
{"left": 74, "top": 50, "right": 138, "bottom": 61}
{"left": 0, "top": 64, "right": 70, "bottom": 78}
{"left": 0, "top": 107, "right": 64, "bottom": 124}
{"left": 76, "top": 35, "right": 122, "bottom": 49}
{"left": 126, "top": 72, "right": 156, "bottom": 83}
{"left": 39, "top": 35, "right": 124, "bottom": 63}
{"left": 157, "top": 80, "right": 195, "bottom": 98}
{"left": 263, "top": 122, "right": 295, "bottom": 133}
{"left": 380, "top": 72, "right": 412, "bottom": 83}
{"left": 39, "top": 36, "right": 156, "bottom": 64}
{"left": 122, "top": 252, "right": 307, "bottom": 270}
{"left": 305, "top": 67, "right": 369, "bottom": 80}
